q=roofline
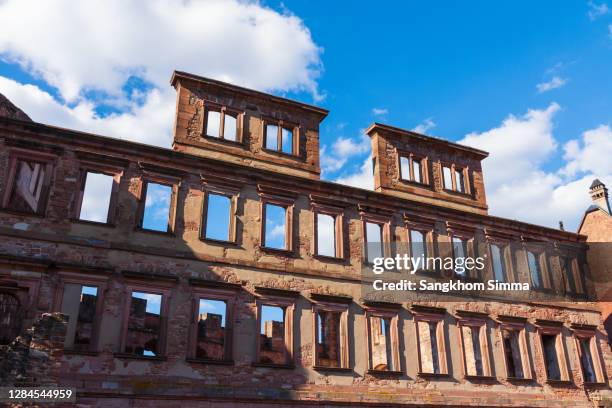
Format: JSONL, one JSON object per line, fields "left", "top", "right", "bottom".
{"left": 577, "top": 205, "right": 609, "bottom": 233}
{"left": 365, "top": 122, "right": 489, "bottom": 159}
{"left": 170, "top": 70, "right": 329, "bottom": 118}
{"left": 0, "top": 117, "right": 584, "bottom": 243}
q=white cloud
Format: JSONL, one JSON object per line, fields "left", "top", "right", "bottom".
{"left": 0, "top": 75, "right": 175, "bottom": 147}
{"left": 588, "top": 1, "right": 609, "bottom": 20}
{"left": 335, "top": 156, "right": 374, "bottom": 190}
{"left": 412, "top": 118, "right": 436, "bottom": 134}
{"left": 536, "top": 76, "right": 567, "bottom": 93}
{"left": 372, "top": 108, "right": 388, "bottom": 116}
{"left": 460, "top": 103, "right": 611, "bottom": 231}
{"left": 0, "top": 0, "right": 323, "bottom": 103}
{"left": 321, "top": 133, "right": 370, "bottom": 173}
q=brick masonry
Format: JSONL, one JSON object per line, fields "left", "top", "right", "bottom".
{"left": 0, "top": 74, "right": 611, "bottom": 407}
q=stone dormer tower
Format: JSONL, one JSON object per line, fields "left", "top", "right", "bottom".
{"left": 590, "top": 179, "right": 611, "bottom": 214}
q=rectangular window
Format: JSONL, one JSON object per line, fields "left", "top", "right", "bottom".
{"left": 452, "top": 237, "right": 469, "bottom": 277}
{"left": 315, "top": 310, "right": 342, "bottom": 368}
{"left": 561, "top": 257, "right": 577, "bottom": 294}
{"left": 579, "top": 337, "right": 597, "bottom": 383}
{"left": 490, "top": 244, "right": 506, "bottom": 282}
{"left": 196, "top": 298, "right": 228, "bottom": 361}
{"left": 141, "top": 181, "right": 173, "bottom": 232}
{"left": 78, "top": 171, "right": 114, "bottom": 223}
{"left": 459, "top": 323, "right": 491, "bottom": 377}
{"left": 265, "top": 122, "right": 296, "bottom": 155}
{"left": 417, "top": 320, "right": 441, "bottom": 374}
{"left": 541, "top": 334, "right": 561, "bottom": 381}
{"left": 125, "top": 291, "right": 163, "bottom": 357}
{"left": 60, "top": 284, "right": 101, "bottom": 351}
{"left": 410, "top": 230, "right": 427, "bottom": 260}
{"left": 316, "top": 213, "right": 336, "bottom": 257}
{"left": 454, "top": 168, "right": 465, "bottom": 193}
{"left": 527, "top": 251, "right": 543, "bottom": 289}
{"left": 204, "top": 108, "right": 240, "bottom": 142}
{"left": 400, "top": 156, "right": 425, "bottom": 184}
{"left": 259, "top": 305, "right": 287, "bottom": 364}
{"left": 367, "top": 313, "right": 399, "bottom": 372}
{"left": 365, "top": 221, "right": 384, "bottom": 264}
{"left": 204, "top": 193, "right": 233, "bottom": 242}
{"left": 264, "top": 203, "right": 287, "bottom": 250}
{"left": 502, "top": 329, "right": 524, "bottom": 378}
{"left": 5, "top": 159, "right": 52, "bottom": 215}
{"left": 442, "top": 166, "right": 453, "bottom": 190}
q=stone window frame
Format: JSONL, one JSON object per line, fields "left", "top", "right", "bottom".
{"left": 455, "top": 310, "right": 494, "bottom": 380}
{"left": 259, "top": 192, "right": 296, "bottom": 255}
{"left": 200, "top": 183, "right": 240, "bottom": 245}
{"left": 186, "top": 279, "right": 241, "bottom": 365}
{"left": 311, "top": 202, "right": 345, "bottom": 260}
{"left": 440, "top": 161, "right": 471, "bottom": 196}
{"left": 571, "top": 323, "right": 606, "bottom": 385}
{"left": 201, "top": 100, "right": 244, "bottom": 143}
{"left": 404, "top": 214, "right": 438, "bottom": 274}
{"left": 52, "top": 269, "right": 110, "bottom": 354}
{"left": 1, "top": 148, "right": 56, "bottom": 217}
{"left": 363, "top": 301, "right": 402, "bottom": 375}
{"left": 411, "top": 305, "right": 449, "bottom": 377}
{"left": 71, "top": 159, "right": 125, "bottom": 226}
{"left": 116, "top": 271, "right": 177, "bottom": 361}
{"left": 556, "top": 246, "right": 587, "bottom": 297}
{"left": 523, "top": 244, "right": 552, "bottom": 291}
{"left": 361, "top": 212, "right": 393, "bottom": 265}
{"left": 253, "top": 286, "right": 299, "bottom": 368}
{"left": 397, "top": 151, "right": 430, "bottom": 186}
{"left": 534, "top": 319, "right": 571, "bottom": 384}
{"left": 135, "top": 166, "right": 182, "bottom": 235}
{"left": 261, "top": 116, "right": 300, "bottom": 157}
{"left": 496, "top": 315, "right": 533, "bottom": 381}
{"left": 485, "top": 237, "right": 514, "bottom": 283}
{"left": 310, "top": 293, "right": 352, "bottom": 372}
{"left": 446, "top": 222, "right": 479, "bottom": 281}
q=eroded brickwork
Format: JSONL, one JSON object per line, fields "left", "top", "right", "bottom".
{"left": 0, "top": 74, "right": 611, "bottom": 407}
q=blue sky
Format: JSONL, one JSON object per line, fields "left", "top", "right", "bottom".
{"left": 0, "top": 0, "right": 610, "bottom": 231}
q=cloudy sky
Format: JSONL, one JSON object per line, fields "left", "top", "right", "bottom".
{"left": 0, "top": 0, "right": 611, "bottom": 231}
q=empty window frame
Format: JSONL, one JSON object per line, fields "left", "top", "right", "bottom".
{"left": 74, "top": 170, "right": 120, "bottom": 224}
{"left": 138, "top": 180, "right": 178, "bottom": 233}
{"left": 363, "top": 218, "right": 389, "bottom": 264}
{"left": 3, "top": 153, "right": 54, "bottom": 215}
{"left": 313, "top": 206, "right": 344, "bottom": 259}
{"left": 441, "top": 164, "right": 468, "bottom": 194}
{"left": 536, "top": 322, "right": 570, "bottom": 383}
{"left": 527, "top": 250, "right": 548, "bottom": 290}
{"left": 489, "top": 243, "right": 508, "bottom": 282}
{"left": 572, "top": 326, "right": 605, "bottom": 384}
{"left": 188, "top": 284, "right": 237, "bottom": 363}
{"left": 498, "top": 317, "right": 532, "bottom": 380}
{"left": 255, "top": 293, "right": 296, "bottom": 366}
{"left": 56, "top": 276, "right": 107, "bottom": 352}
{"left": 262, "top": 199, "right": 293, "bottom": 251}
{"left": 413, "top": 307, "right": 448, "bottom": 376}
{"left": 457, "top": 315, "right": 493, "bottom": 378}
{"left": 202, "top": 191, "right": 237, "bottom": 242}
{"left": 409, "top": 229, "right": 428, "bottom": 261}
{"left": 366, "top": 308, "right": 400, "bottom": 373}
{"left": 264, "top": 120, "right": 297, "bottom": 155}
{"left": 204, "top": 106, "right": 241, "bottom": 142}
{"left": 122, "top": 289, "right": 168, "bottom": 357}
{"left": 452, "top": 236, "right": 470, "bottom": 278}
{"left": 561, "top": 256, "right": 583, "bottom": 295}
{"left": 399, "top": 155, "right": 426, "bottom": 184}
{"left": 313, "top": 300, "right": 350, "bottom": 370}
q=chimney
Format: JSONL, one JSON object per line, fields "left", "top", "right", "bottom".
{"left": 589, "top": 179, "right": 611, "bottom": 214}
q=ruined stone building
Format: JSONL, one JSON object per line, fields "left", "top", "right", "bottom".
{"left": 0, "top": 71, "right": 611, "bottom": 407}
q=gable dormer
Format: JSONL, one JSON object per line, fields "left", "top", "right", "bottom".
{"left": 171, "top": 71, "right": 328, "bottom": 180}
{"left": 366, "top": 123, "right": 489, "bottom": 215}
